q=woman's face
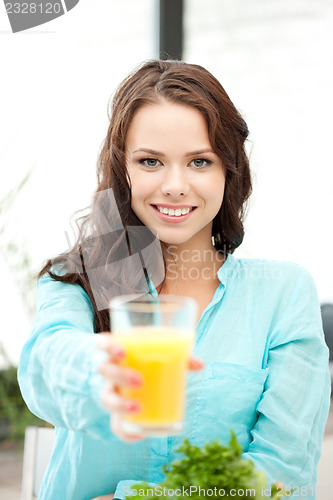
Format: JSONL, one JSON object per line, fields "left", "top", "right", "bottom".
{"left": 125, "top": 100, "right": 225, "bottom": 248}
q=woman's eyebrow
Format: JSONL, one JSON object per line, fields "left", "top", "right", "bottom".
{"left": 132, "top": 148, "right": 165, "bottom": 156}
{"left": 132, "top": 148, "right": 215, "bottom": 156}
{"left": 184, "top": 148, "right": 215, "bottom": 157}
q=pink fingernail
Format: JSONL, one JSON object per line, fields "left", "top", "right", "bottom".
{"left": 129, "top": 375, "right": 142, "bottom": 387}
{"left": 114, "top": 347, "right": 125, "bottom": 359}
{"left": 126, "top": 401, "right": 140, "bottom": 412}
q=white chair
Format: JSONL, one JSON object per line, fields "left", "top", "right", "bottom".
{"left": 21, "top": 426, "right": 55, "bottom": 500}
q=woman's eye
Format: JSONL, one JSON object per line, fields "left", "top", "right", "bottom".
{"left": 190, "top": 158, "right": 212, "bottom": 168}
{"left": 139, "top": 158, "right": 161, "bottom": 168}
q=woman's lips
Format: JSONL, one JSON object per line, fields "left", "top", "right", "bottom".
{"left": 151, "top": 205, "right": 197, "bottom": 223}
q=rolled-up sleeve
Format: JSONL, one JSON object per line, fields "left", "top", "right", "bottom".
{"left": 242, "top": 267, "right": 331, "bottom": 499}
{"left": 17, "top": 274, "right": 111, "bottom": 440}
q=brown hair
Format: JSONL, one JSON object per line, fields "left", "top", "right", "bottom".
{"left": 39, "top": 60, "right": 252, "bottom": 332}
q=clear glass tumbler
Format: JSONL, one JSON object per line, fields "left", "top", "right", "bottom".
{"left": 109, "top": 294, "right": 197, "bottom": 436}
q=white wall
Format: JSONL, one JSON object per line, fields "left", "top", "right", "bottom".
{"left": 185, "top": 0, "right": 333, "bottom": 301}
{"left": 0, "top": 0, "right": 157, "bottom": 365}
{"left": 0, "top": 0, "right": 332, "bottom": 365}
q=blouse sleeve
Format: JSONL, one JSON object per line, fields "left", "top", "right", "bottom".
{"left": 242, "top": 266, "right": 331, "bottom": 499}
{"left": 17, "top": 273, "right": 112, "bottom": 440}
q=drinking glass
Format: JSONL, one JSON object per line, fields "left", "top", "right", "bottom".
{"left": 109, "top": 294, "right": 197, "bottom": 436}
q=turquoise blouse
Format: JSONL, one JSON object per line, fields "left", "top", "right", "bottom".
{"left": 18, "top": 254, "right": 331, "bottom": 500}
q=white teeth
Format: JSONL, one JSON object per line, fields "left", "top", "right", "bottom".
{"left": 156, "top": 206, "right": 191, "bottom": 216}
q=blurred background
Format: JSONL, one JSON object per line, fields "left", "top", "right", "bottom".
{"left": 0, "top": 0, "right": 332, "bottom": 498}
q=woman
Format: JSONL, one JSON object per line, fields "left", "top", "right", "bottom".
{"left": 18, "top": 60, "right": 330, "bottom": 500}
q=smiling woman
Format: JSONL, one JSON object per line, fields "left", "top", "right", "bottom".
{"left": 17, "top": 60, "right": 330, "bottom": 500}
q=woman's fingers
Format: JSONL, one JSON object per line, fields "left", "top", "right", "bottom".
{"left": 90, "top": 495, "right": 114, "bottom": 500}
{"left": 97, "top": 334, "right": 204, "bottom": 372}
{"left": 100, "top": 388, "right": 141, "bottom": 415}
{"left": 97, "top": 334, "right": 143, "bottom": 389}
{"left": 98, "top": 361, "right": 143, "bottom": 388}
{"left": 96, "top": 333, "right": 125, "bottom": 360}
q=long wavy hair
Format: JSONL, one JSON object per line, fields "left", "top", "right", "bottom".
{"left": 39, "top": 60, "right": 252, "bottom": 332}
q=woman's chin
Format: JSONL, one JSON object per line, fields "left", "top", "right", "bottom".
{"left": 158, "top": 235, "right": 190, "bottom": 247}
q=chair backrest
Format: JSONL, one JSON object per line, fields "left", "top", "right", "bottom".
{"left": 321, "top": 303, "right": 333, "bottom": 361}
{"left": 21, "top": 426, "right": 55, "bottom": 500}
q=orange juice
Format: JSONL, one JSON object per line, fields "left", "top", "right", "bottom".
{"left": 113, "top": 326, "right": 193, "bottom": 432}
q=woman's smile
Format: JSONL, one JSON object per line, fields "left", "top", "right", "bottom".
{"left": 151, "top": 204, "right": 197, "bottom": 223}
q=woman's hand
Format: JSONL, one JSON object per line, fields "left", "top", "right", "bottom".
{"left": 96, "top": 333, "right": 203, "bottom": 443}
{"left": 97, "top": 334, "right": 144, "bottom": 442}
{"left": 90, "top": 494, "right": 114, "bottom": 500}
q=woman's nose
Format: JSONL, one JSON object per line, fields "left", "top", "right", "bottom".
{"left": 160, "top": 166, "right": 190, "bottom": 198}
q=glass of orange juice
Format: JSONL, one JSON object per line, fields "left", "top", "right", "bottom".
{"left": 109, "top": 294, "right": 197, "bottom": 436}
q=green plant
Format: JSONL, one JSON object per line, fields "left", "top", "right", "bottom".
{"left": 0, "top": 345, "right": 48, "bottom": 441}
{"left": 128, "top": 433, "right": 290, "bottom": 499}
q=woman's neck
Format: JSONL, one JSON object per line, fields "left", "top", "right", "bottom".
{"left": 161, "top": 239, "right": 226, "bottom": 289}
